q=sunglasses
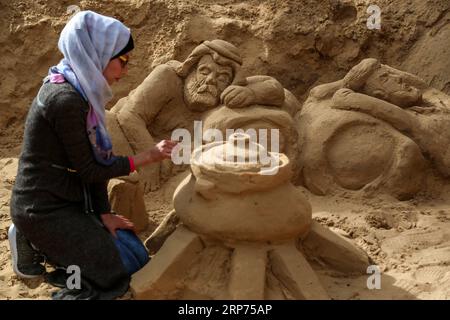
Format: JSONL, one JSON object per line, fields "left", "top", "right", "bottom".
{"left": 118, "top": 55, "right": 129, "bottom": 67}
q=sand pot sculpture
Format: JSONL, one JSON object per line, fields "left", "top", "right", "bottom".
{"left": 144, "top": 104, "right": 301, "bottom": 254}
{"left": 131, "top": 133, "right": 370, "bottom": 300}
{"left": 105, "top": 39, "right": 301, "bottom": 230}
{"left": 297, "top": 58, "right": 450, "bottom": 200}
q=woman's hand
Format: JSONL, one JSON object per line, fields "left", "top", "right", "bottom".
{"left": 132, "top": 140, "right": 179, "bottom": 168}
{"left": 149, "top": 140, "right": 179, "bottom": 162}
{"left": 101, "top": 213, "right": 135, "bottom": 237}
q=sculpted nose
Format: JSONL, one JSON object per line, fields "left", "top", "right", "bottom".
{"left": 205, "top": 73, "right": 217, "bottom": 85}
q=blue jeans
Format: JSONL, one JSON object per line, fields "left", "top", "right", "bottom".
{"left": 113, "top": 229, "right": 149, "bottom": 275}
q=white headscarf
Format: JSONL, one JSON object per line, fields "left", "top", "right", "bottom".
{"left": 48, "top": 10, "right": 131, "bottom": 165}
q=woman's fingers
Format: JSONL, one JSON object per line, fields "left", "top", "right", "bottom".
{"left": 119, "top": 219, "right": 135, "bottom": 231}
{"left": 116, "top": 215, "right": 131, "bottom": 222}
{"left": 121, "top": 224, "right": 135, "bottom": 232}
{"left": 157, "top": 140, "right": 178, "bottom": 157}
{"left": 147, "top": 139, "right": 181, "bottom": 163}
{"left": 102, "top": 214, "right": 137, "bottom": 237}
{"left": 166, "top": 140, "right": 179, "bottom": 145}
{"left": 158, "top": 140, "right": 178, "bottom": 148}
{"left": 118, "top": 217, "right": 134, "bottom": 227}
{"left": 162, "top": 146, "right": 175, "bottom": 154}
{"left": 162, "top": 141, "right": 178, "bottom": 159}
{"left": 116, "top": 220, "right": 135, "bottom": 232}
{"left": 108, "top": 225, "right": 118, "bottom": 238}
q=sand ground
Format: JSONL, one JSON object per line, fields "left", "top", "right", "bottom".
{"left": 1, "top": 159, "right": 449, "bottom": 299}
{"left": 1, "top": 0, "right": 449, "bottom": 300}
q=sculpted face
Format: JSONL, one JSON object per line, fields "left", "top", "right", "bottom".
{"left": 184, "top": 55, "right": 233, "bottom": 111}
{"left": 363, "top": 68, "right": 422, "bottom": 108}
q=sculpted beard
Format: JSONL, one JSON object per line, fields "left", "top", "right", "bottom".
{"left": 184, "top": 72, "right": 219, "bottom": 111}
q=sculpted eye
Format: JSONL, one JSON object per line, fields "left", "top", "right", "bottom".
{"left": 217, "top": 73, "right": 231, "bottom": 83}
{"left": 198, "top": 66, "right": 211, "bottom": 75}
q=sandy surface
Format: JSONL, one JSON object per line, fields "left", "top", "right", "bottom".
{"left": 1, "top": 159, "right": 449, "bottom": 299}
{"left": 1, "top": 0, "right": 449, "bottom": 300}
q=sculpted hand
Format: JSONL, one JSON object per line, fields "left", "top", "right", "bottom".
{"left": 141, "top": 164, "right": 161, "bottom": 193}
{"left": 220, "top": 85, "right": 256, "bottom": 108}
{"left": 146, "top": 140, "right": 177, "bottom": 192}
{"left": 331, "top": 104, "right": 353, "bottom": 111}
{"left": 331, "top": 89, "right": 358, "bottom": 111}
{"left": 101, "top": 213, "right": 135, "bottom": 237}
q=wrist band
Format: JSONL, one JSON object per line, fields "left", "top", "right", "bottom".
{"left": 128, "top": 156, "right": 136, "bottom": 173}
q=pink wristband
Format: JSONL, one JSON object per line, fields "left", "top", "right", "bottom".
{"left": 128, "top": 156, "right": 136, "bottom": 173}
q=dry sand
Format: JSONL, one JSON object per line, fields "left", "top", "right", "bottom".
{"left": 1, "top": 0, "right": 449, "bottom": 299}
{"left": 1, "top": 160, "right": 449, "bottom": 299}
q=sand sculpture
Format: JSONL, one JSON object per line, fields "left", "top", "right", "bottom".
{"left": 130, "top": 133, "right": 369, "bottom": 300}
{"left": 105, "top": 39, "right": 301, "bottom": 230}
{"left": 105, "top": 111, "right": 148, "bottom": 231}
{"left": 297, "top": 58, "right": 450, "bottom": 200}
{"left": 144, "top": 101, "right": 301, "bottom": 253}
{"left": 108, "top": 39, "right": 300, "bottom": 191}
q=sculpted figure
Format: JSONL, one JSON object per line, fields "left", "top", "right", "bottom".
{"left": 108, "top": 40, "right": 300, "bottom": 192}
{"left": 298, "top": 58, "right": 450, "bottom": 199}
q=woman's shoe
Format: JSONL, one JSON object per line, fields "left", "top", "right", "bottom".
{"left": 8, "top": 224, "right": 46, "bottom": 278}
{"left": 45, "top": 267, "right": 69, "bottom": 288}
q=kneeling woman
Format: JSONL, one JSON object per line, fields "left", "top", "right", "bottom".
{"left": 8, "top": 11, "right": 177, "bottom": 299}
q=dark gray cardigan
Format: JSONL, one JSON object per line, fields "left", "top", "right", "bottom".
{"left": 11, "top": 81, "right": 131, "bottom": 216}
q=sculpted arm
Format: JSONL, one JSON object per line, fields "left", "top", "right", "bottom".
{"left": 115, "top": 65, "right": 180, "bottom": 154}
{"left": 221, "top": 75, "right": 285, "bottom": 108}
{"left": 332, "top": 88, "right": 420, "bottom": 135}
{"left": 245, "top": 75, "right": 285, "bottom": 106}
{"left": 309, "top": 80, "right": 344, "bottom": 100}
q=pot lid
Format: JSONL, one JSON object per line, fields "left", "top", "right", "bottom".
{"left": 192, "top": 132, "right": 280, "bottom": 175}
